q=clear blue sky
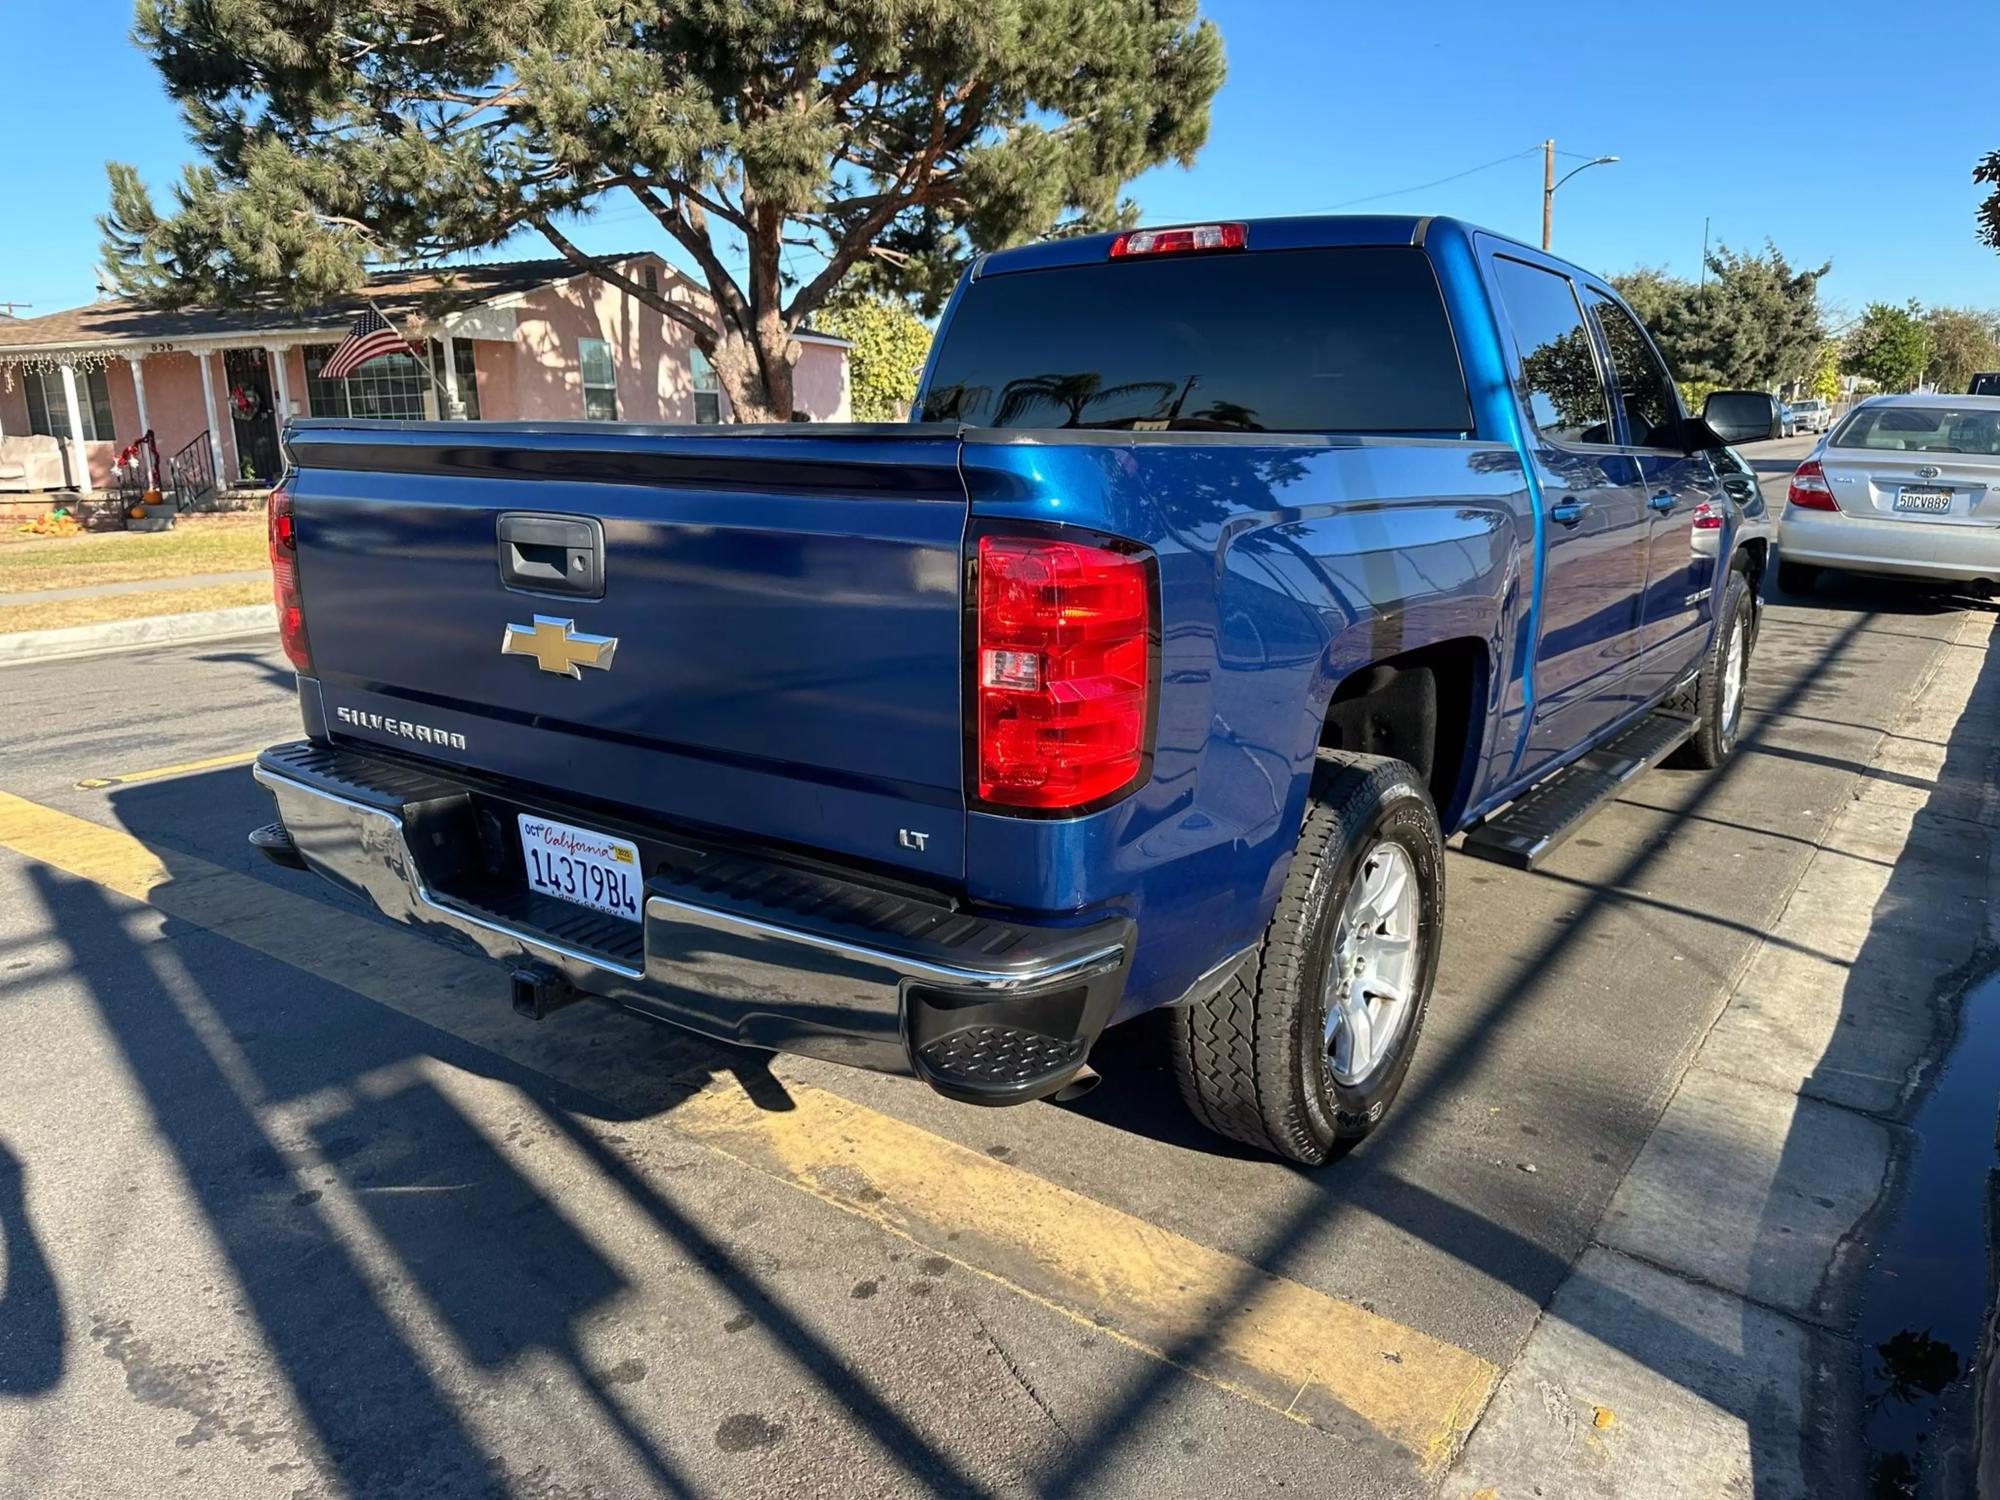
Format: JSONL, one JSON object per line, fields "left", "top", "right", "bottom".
{"left": 1, "top": 0, "right": 1994, "bottom": 324}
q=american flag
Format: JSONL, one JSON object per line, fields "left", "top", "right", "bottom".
{"left": 320, "top": 306, "right": 413, "bottom": 380}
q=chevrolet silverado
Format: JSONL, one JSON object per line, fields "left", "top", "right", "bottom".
{"left": 251, "top": 215, "right": 1781, "bottom": 1164}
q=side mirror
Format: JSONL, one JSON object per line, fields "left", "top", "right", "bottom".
{"left": 1701, "top": 391, "right": 1784, "bottom": 446}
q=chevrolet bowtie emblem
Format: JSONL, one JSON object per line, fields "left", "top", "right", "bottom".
{"left": 500, "top": 615, "right": 619, "bottom": 679}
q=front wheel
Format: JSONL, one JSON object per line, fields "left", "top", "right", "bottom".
{"left": 1170, "top": 752, "right": 1445, "bottom": 1165}
{"left": 1670, "top": 569, "right": 1752, "bottom": 770}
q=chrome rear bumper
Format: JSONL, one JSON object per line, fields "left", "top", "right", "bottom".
{"left": 255, "top": 740, "right": 1131, "bottom": 1103}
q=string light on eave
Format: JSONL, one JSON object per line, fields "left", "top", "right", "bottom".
{"left": 0, "top": 349, "right": 123, "bottom": 392}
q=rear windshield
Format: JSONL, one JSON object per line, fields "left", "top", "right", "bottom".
{"left": 1830, "top": 404, "right": 2000, "bottom": 456}
{"left": 919, "top": 246, "right": 1472, "bottom": 435}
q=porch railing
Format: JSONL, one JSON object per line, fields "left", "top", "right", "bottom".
{"left": 166, "top": 430, "right": 216, "bottom": 511}
{"left": 109, "top": 430, "right": 163, "bottom": 507}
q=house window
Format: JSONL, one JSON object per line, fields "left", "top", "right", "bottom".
{"left": 303, "top": 342, "right": 431, "bottom": 420}
{"left": 580, "top": 338, "right": 617, "bottom": 421}
{"left": 690, "top": 347, "right": 722, "bottom": 424}
{"left": 642, "top": 266, "right": 659, "bottom": 296}
{"left": 23, "top": 365, "right": 115, "bottom": 441}
{"left": 303, "top": 340, "right": 475, "bottom": 421}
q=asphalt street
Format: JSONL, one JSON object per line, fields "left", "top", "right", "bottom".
{"left": 0, "top": 436, "right": 1992, "bottom": 1498}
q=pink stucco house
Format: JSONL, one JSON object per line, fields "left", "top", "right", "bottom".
{"left": 0, "top": 253, "right": 852, "bottom": 496}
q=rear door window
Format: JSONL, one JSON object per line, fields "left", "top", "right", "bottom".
{"left": 919, "top": 246, "right": 1472, "bottom": 435}
{"left": 1491, "top": 258, "right": 1614, "bottom": 447}
{"left": 1587, "top": 293, "right": 1682, "bottom": 448}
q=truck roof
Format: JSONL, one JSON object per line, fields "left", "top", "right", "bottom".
{"left": 972, "top": 214, "right": 1563, "bottom": 280}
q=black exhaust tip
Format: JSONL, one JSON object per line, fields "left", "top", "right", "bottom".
{"left": 510, "top": 964, "right": 580, "bottom": 1021}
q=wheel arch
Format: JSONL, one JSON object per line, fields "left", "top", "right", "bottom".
{"left": 1316, "top": 635, "right": 1493, "bottom": 831}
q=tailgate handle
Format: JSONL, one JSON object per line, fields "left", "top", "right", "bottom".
{"left": 497, "top": 514, "right": 603, "bottom": 598}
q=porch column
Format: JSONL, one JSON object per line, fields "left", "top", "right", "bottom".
{"left": 125, "top": 355, "right": 151, "bottom": 435}
{"left": 198, "top": 350, "right": 224, "bottom": 481}
{"left": 125, "top": 355, "right": 155, "bottom": 491}
{"left": 59, "top": 363, "right": 88, "bottom": 491}
{"left": 265, "top": 344, "right": 293, "bottom": 419}
{"left": 440, "top": 332, "right": 466, "bottom": 419}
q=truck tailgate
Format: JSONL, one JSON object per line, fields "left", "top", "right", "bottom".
{"left": 287, "top": 424, "right": 968, "bottom": 881}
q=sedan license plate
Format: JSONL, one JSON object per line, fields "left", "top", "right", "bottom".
{"left": 518, "top": 814, "right": 642, "bottom": 922}
{"left": 1895, "top": 487, "right": 1953, "bottom": 514}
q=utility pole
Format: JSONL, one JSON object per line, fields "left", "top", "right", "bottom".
{"left": 1542, "top": 140, "right": 1555, "bottom": 251}
{"left": 0, "top": 300, "right": 31, "bottom": 319}
{"left": 1700, "top": 218, "right": 1710, "bottom": 287}
{"left": 1541, "top": 145, "right": 1619, "bottom": 251}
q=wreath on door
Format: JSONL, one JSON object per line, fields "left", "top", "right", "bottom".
{"left": 229, "top": 382, "right": 265, "bottom": 422}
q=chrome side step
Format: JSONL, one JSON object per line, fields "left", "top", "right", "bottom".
{"left": 1460, "top": 712, "right": 1695, "bottom": 871}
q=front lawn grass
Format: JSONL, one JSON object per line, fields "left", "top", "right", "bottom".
{"left": 0, "top": 580, "right": 269, "bottom": 633}
{"left": 0, "top": 513, "right": 268, "bottom": 590}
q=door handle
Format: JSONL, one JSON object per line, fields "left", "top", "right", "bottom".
{"left": 1551, "top": 498, "right": 1591, "bottom": 527}
{"left": 497, "top": 513, "right": 604, "bottom": 598}
{"left": 1647, "top": 492, "right": 1677, "bottom": 514}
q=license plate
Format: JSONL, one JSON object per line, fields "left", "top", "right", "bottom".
{"left": 518, "top": 814, "right": 642, "bottom": 922}
{"left": 1895, "top": 487, "right": 1952, "bottom": 513}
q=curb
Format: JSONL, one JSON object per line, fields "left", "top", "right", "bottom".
{"left": 0, "top": 604, "right": 276, "bottom": 665}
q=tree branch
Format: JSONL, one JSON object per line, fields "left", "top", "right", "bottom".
{"left": 531, "top": 216, "right": 719, "bottom": 346}
{"left": 637, "top": 173, "right": 747, "bottom": 232}
{"left": 623, "top": 181, "right": 751, "bottom": 333}
{"left": 784, "top": 85, "right": 986, "bottom": 325}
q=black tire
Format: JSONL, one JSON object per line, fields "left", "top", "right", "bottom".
{"left": 1170, "top": 752, "right": 1445, "bottom": 1165}
{"left": 1776, "top": 559, "right": 1820, "bottom": 595}
{"left": 1669, "top": 569, "right": 1752, "bottom": 770}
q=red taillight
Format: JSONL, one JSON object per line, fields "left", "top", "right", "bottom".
{"left": 268, "top": 485, "right": 312, "bottom": 672}
{"left": 1108, "top": 222, "right": 1246, "bottom": 259}
{"left": 975, "top": 534, "right": 1155, "bottom": 811}
{"left": 1787, "top": 460, "right": 1838, "bottom": 512}
{"left": 1692, "top": 499, "right": 1724, "bottom": 530}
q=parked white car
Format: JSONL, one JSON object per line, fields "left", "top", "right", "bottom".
{"left": 1788, "top": 398, "right": 1833, "bottom": 434}
{"left": 1777, "top": 394, "right": 2000, "bottom": 592}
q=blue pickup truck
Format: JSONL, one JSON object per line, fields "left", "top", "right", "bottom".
{"left": 252, "top": 215, "right": 1781, "bottom": 1164}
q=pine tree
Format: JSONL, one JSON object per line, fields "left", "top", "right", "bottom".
{"left": 1613, "top": 243, "right": 1828, "bottom": 393}
{"left": 102, "top": 0, "right": 1226, "bottom": 421}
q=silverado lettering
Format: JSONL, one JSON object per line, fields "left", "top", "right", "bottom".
{"left": 333, "top": 705, "right": 467, "bottom": 750}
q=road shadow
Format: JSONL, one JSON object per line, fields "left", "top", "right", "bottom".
{"left": 20, "top": 856, "right": 991, "bottom": 1497}
{"left": 0, "top": 1138, "right": 63, "bottom": 1396}
{"left": 191, "top": 647, "right": 294, "bottom": 696}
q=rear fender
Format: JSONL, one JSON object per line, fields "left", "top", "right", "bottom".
{"left": 960, "top": 435, "right": 1530, "bottom": 1016}
{"left": 1218, "top": 502, "right": 1516, "bottom": 917}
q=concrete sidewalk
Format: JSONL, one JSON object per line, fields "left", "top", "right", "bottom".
{"left": 0, "top": 568, "right": 268, "bottom": 606}
{"left": 1445, "top": 604, "right": 2000, "bottom": 1499}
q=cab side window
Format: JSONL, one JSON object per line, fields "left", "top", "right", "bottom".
{"left": 1588, "top": 293, "right": 1682, "bottom": 448}
{"left": 1492, "top": 258, "right": 1613, "bottom": 447}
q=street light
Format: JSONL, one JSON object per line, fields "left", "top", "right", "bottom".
{"left": 1541, "top": 141, "right": 1619, "bottom": 251}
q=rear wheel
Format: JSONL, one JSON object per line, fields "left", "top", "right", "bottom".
{"left": 1170, "top": 752, "right": 1444, "bottom": 1165}
{"left": 1777, "top": 559, "right": 1820, "bottom": 595}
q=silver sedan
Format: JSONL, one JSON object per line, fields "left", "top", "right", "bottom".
{"left": 1776, "top": 393, "right": 2000, "bottom": 591}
